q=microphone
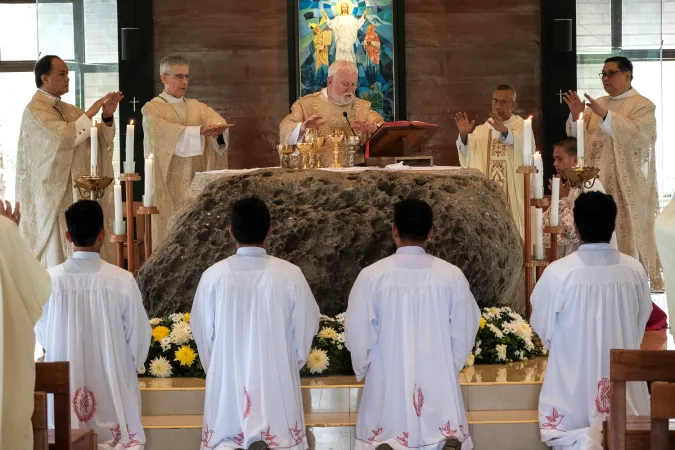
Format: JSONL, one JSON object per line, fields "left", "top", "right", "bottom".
{"left": 343, "top": 112, "right": 357, "bottom": 136}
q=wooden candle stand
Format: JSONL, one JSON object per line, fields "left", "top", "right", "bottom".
{"left": 517, "top": 166, "right": 537, "bottom": 317}
{"left": 544, "top": 225, "right": 563, "bottom": 267}
{"left": 120, "top": 173, "right": 141, "bottom": 273}
{"left": 136, "top": 206, "right": 160, "bottom": 260}
{"left": 109, "top": 234, "right": 127, "bottom": 268}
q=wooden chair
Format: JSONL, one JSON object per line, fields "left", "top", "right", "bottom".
{"left": 651, "top": 382, "right": 675, "bottom": 450}
{"left": 35, "top": 362, "right": 97, "bottom": 450}
{"left": 33, "top": 392, "right": 48, "bottom": 450}
{"left": 605, "top": 349, "right": 675, "bottom": 450}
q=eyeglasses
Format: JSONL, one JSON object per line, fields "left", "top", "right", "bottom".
{"left": 598, "top": 70, "right": 624, "bottom": 79}
{"left": 337, "top": 80, "right": 358, "bottom": 89}
{"left": 170, "top": 74, "right": 191, "bottom": 81}
{"left": 492, "top": 98, "right": 513, "bottom": 106}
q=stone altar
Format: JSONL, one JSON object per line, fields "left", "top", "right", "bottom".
{"left": 137, "top": 167, "right": 523, "bottom": 317}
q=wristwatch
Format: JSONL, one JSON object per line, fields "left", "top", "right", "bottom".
{"left": 102, "top": 116, "right": 114, "bottom": 124}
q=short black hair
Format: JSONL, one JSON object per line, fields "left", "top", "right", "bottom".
{"left": 65, "top": 200, "right": 104, "bottom": 247}
{"left": 230, "top": 197, "right": 271, "bottom": 245}
{"left": 555, "top": 137, "right": 577, "bottom": 157}
{"left": 394, "top": 199, "right": 433, "bottom": 242}
{"left": 605, "top": 56, "right": 634, "bottom": 80}
{"left": 34, "top": 55, "right": 59, "bottom": 88}
{"left": 573, "top": 192, "right": 617, "bottom": 244}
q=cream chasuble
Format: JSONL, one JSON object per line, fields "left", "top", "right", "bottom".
{"left": 16, "top": 91, "right": 115, "bottom": 268}
{"left": 457, "top": 116, "right": 532, "bottom": 238}
{"left": 279, "top": 90, "right": 384, "bottom": 167}
{"left": 567, "top": 89, "right": 662, "bottom": 289}
{"left": 141, "top": 96, "right": 228, "bottom": 247}
{"left": 0, "top": 216, "right": 52, "bottom": 450}
{"left": 655, "top": 200, "right": 675, "bottom": 330}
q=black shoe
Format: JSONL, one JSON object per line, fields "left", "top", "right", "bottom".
{"left": 442, "top": 438, "right": 461, "bottom": 450}
{"left": 375, "top": 444, "right": 394, "bottom": 450}
{"left": 249, "top": 441, "right": 270, "bottom": 450}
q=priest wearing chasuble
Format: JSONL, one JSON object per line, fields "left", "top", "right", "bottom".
{"left": 16, "top": 55, "right": 121, "bottom": 268}
{"left": 142, "top": 55, "right": 230, "bottom": 247}
{"left": 454, "top": 85, "right": 535, "bottom": 239}
{"left": 563, "top": 56, "right": 662, "bottom": 290}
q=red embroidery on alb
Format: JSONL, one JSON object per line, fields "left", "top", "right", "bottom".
{"left": 459, "top": 425, "right": 467, "bottom": 440}
{"left": 396, "top": 432, "right": 409, "bottom": 447}
{"left": 110, "top": 424, "right": 122, "bottom": 447}
{"left": 439, "top": 421, "right": 457, "bottom": 438}
{"left": 72, "top": 387, "right": 97, "bottom": 423}
{"left": 541, "top": 408, "right": 565, "bottom": 430}
{"left": 289, "top": 422, "right": 304, "bottom": 445}
{"left": 230, "top": 432, "right": 244, "bottom": 447}
{"left": 261, "top": 426, "right": 279, "bottom": 447}
{"left": 244, "top": 387, "right": 252, "bottom": 419}
{"left": 412, "top": 385, "right": 424, "bottom": 417}
{"left": 595, "top": 378, "right": 611, "bottom": 414}
{"left": 202, "top": 424, "right": 215, "bottom": 448}
{"left": 368, "top": 428, "right": 383, "bottom": 442}
{"left": 124, "top": 426, "right": 141, "bottom": 449}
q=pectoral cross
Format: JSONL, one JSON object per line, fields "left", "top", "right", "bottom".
{"left": 130, "top": 97, "right": 139, "bottom": 112}
{"left": 557, "top": 90, "right": 564, "bottom": 105}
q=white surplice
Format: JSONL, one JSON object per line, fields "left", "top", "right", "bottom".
{"left": 191, "top": 247, "right": 320, "bottom": 450}
{"left": 531, "top": 244, "right": 652, "bottom": 450}
{"left": 345, "top": 246, "right": 481, "bottom": 450}
{"left": 35, "top": 252, "right": 151, "bottom": 450}
{"left": 654, "top": 200, "right": 675, "bottom": 333}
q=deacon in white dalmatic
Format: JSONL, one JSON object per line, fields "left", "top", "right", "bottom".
{"left": 191, "top": 197, "right": 320, "bottom": 450}
{"left": 345, "top": 199, "right": 481, "bottom": 450}
{"left": 36, "top": 200, "right": 151, "bottom": 450}
{"left": 531, "top": 192, "right": 652, "bottom": 450}
{"left": 142, "top": 55, "right": 231, "bottom": 247}
{"left": 454, "top": 85, "right": 535, "bottom": 238}
{"left": 0, "top": 201, "right": 52, "bottom": 450}
{"left": 564, "top": 56, "right": 662, "bottom": 290}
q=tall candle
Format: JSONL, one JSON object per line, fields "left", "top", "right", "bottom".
{"left": 577, "top": 113, "right": 585, "bottom": 164}
{"left": 90, "top": 120, "right": 98, "bottom": 174}
{"left": 550, "top": 177, "right": 560, "bottom": 226}
{"left": 534, "top": 152, "right": 544, "bottom": 199}
{"left": 126, "top": 120, "right": 135, "bottom": 169}
{"left": 535, "top": 208, "right": 544, "bottom": 260}
{"left": 114, "top": 181, "right": 123, "bottom": 224}
{"left": 144, "top": 154, "right": 153, "bottom": 206}
{"left": 522, "top": 115, "right": 534, "bottom": 166}
{"left": 112, "top": 144, "right": 120, "bottom": 174}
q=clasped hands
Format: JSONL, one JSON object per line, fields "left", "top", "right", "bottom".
{"left": 562, "top": 91, "right": 608, "bottom": 121}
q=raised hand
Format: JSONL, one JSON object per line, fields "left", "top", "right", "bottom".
{"left": 583, "top": 93, "right": 608, "bottom": 119}
{"left": 562, "top": 91, "right": 586, "bottom": 120}
{"left": 0, "top": 200, "right": 21, "bottom": 226}
{"left": 101, "top": 91, "right": 124, "bottom": 119}
{"left": 454, "top": 112, "right": 476, "bottom": 139}
{"left": 86, "top": 93, "right": 112, "bottom": 120}
{"left": 301, "top": 114, "right": 327, "bottom": 133}
{"left": 487, "top": 112, "right": 508, "bottom": 133}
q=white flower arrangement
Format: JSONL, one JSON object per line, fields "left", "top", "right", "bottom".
{"left": 301, "top": 315, "right": 353, "bottom": 376}
{"left": 149, "top": 356, "right": 173, "bottom": 378}
{"left": 307, "top": 349, "right": 330, "bottom": 374}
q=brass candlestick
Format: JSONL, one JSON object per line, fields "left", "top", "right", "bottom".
{"left": 328, "top": 130, "right": 345, "bottom": 168}
{"left": 561, "top": 167, "right": 600, "bottom": 190}
{"left": 277, "top": 144, "right": 294, "bottom": 169}
{"left": 296, "top": 143, "right": 313, "bottom": 170}
{"left": 74, "top": 175, "right": 113, "bottom": 200}
{"left": 345, "top": 135, "right": 361, "bottom": 167}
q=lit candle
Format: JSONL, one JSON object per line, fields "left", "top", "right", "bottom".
{"left": 550, "top": 176, "right": 560, "bottom": 226}
{"left": 125, "top": 120, "right": 135, "bottom": 172}
{"left": 90, "top": 120, "right": 98, "bottom": 175}
{"left": 534, "top": 152, "right": 544, "bottom": 199}
{"left": 144, "top": 154, "right": 153, "bottom": 207}
{"left": 522, "top": 115, "right": 534, "bottom": 166}
{"left": 576, "top": 113, "right": 585, "bottom": 166}
{"left": 114, "top": 181, "right": 123, "bottom": 224}
{"left": 535, "top": 208, "right": 544, "bottom": 260}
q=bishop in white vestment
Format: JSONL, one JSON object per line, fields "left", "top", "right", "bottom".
{"left": 191, "top": 197, "right": 320, "bottom": 450}
{"left": 455, "top": 85, "right": 535, "bottom": 238}
{"left": 321, "top": 3, "right": 368, "bottom": 64}
{"left": 35, "top": 201, "right": 151, "bottom": 450}
{"left": 345, "top": 199, "right": 480, "bottom": 450}
{"left": 531, "top": 192, "right": 651, "bottom": 450}
{"left": 142, "top": 55, "right": 230, "bottom": 247}
{"left": 16, "top": 55, "right": 120, "bottom": 267}
{"left": 0, "top": 207, "right": 52, "bottom": 450}
{"left": 564, "top": 56, "right": 661, "bottom": 289}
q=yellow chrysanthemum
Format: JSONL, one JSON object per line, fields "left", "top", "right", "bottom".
{"left": 479, "top": 317, "right": 487, "bottom": 329}
{"left": 152, "top": 326, "right": 171, "bottom": 342}
{"left": 174, "top": 345, "right": 197, "bottom": 367}
{"left": 183, "top": 313, "right": 191, "bottom": 323}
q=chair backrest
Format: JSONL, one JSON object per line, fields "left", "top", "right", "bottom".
{"left": 35, "top": 362, "right": 71, "bottom": 450}
{"left": 32, "top": 392, "right": 48, "bottom": 450}
{"left": 609, "top": 350, "right": 675, "bottom": 450}
{"left": 651, "top": 382, "right": 675, "bottom": 450}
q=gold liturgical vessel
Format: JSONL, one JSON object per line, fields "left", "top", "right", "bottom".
{"left": 74, "top": 166, "right": 113, "bottom": 200}
{"left": 328, "top": 130, "right": 345, "bottom": 168}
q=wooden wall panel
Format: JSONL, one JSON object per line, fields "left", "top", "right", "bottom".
{"left": 153, "top": 0, "right": 541, "bottom": 169}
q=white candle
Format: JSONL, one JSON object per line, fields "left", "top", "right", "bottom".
{"left": 144, "top": 154, "right": 153, "bottom": 206}
{"left": 90, "top": 120, "right": 98, "bottom": 174}
{"left": 126, "top": 120, "right": 135, "bottom": 170}
{"left": 577, "top": 113, "right": 585, "bottom": 163}
{"left": 535, "top": 208, "right": 544, "bottom": 260}
{"left": 112, "top": 145, "right": 120, "bottom": 174}
{"left": 114, "top": 181, "right": 123, "bottom": 224}
{"left": 522, "top": 116, "right": 534, "bottom": 166}
{"left": 550, "top": 177, "right": 560, "bottom": 226}
{"left": 534, "top": 152, "right": 544, "bottom": 199}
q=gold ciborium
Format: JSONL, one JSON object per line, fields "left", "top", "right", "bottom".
{"left": 561, "top": 166, "right": 600, "bottom": 190}
{"left": 74, "top": 172, "right": 113, "bottom": 200}
{"left": 277, "top": 144, "right": 294, "bottom": 169}
{"left": 296, "top": 143, "right": 313, "bottom": 170}
{"left": 345, "top": 135, "right": 361, "bottom": 167}
{"left": 327, "top": 130, "right": 345, "bottom": 168}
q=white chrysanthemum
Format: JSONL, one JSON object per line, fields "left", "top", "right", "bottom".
{"left": 465, "top": 353, "right": 475, "bottom": 367}
{"left": 496, "top": 344, "right": 508, "bottom": 361}
{"left": 320, "top": 314, "right": 336, "bottom": 322}
{"left": 306, "top": 348, "right": 330, "bottom": 374}
{"left": 137, "top": 365, "right": 146, "bottom": 375}
{"left": 475, "top": 346, "right": 482, "bottom": 356}
{"left": 514, "top": 350, "right": 523, "bottom": 360}
{"left": 149, "top": 318, "right": 162, "bottom": 326}
{"left": 160, "top": 336, "right": 172, "bottom": 351}
{"left": 512, "top": 319, "right": 533, "bottom": 342}
{"left": 318, "top": 327, "right": 338, "bottom": 340}
{"left": 149, "top": 356, "right": 173, "bottom": 378}
{"left": 508, "top": 311, "right": 523, "bottom": 321}
{"left": 488, "top": 307, "right": 500, "bottom": 317}
{"left": 332, "top": 332, "right": 345, "bottom": 344}
{"left": 524, "top": 339, "right": 535, "bottom": 352}
{"left": 337, "top": 344, "right": 344, "bottom": 350}
{"left": 487, "top": 323, "right": 504, "bottom": 339}
{"left": 169, "top": 313, "right": 185, "bottom": 323}
{"left": 335, "top": 312, "right": 346, "bottom": 324}
{"left": 170, "top": 321, "right": 192, "bottom": 345}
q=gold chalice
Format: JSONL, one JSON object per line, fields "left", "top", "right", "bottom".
{"left": 277, "top": 144, "right": 295, "bottom": 169}
{"left": 305, "top": 128, "right": 318, "bottom": 144}
{"left": 296, "top": 143, "right": 313, "bottom": 170}
{"left": 327, "top": 130, "right": 345, "bottom": 168}
{"left": 313, "top": 136, "right": 325, "bottom": 168}
{"left": 345, "top": 135, "right": 361, "bottom": 167}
